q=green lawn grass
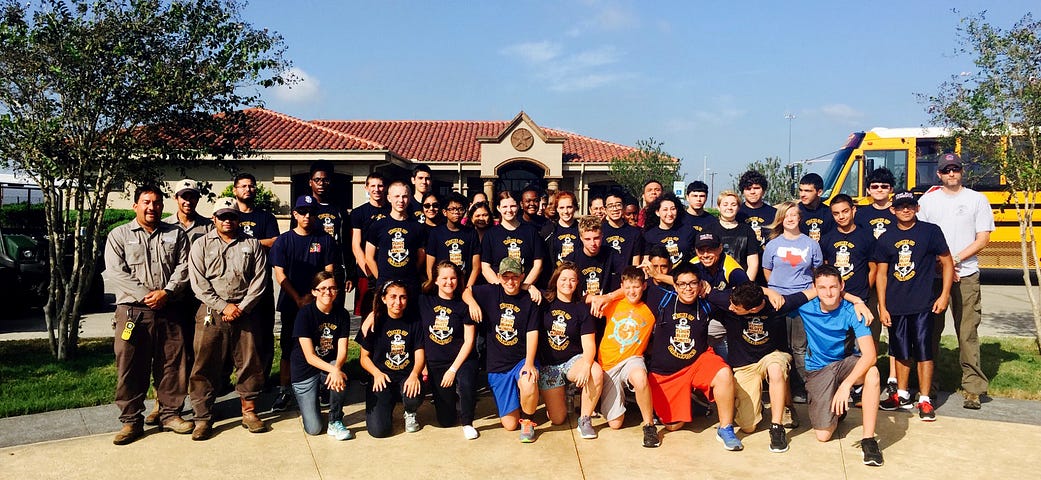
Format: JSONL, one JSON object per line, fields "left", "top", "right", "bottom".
{"left": 1, "top": 335, "right": 1038, "bottom": 418}
{"left": 0, "top": 337, "right": 362, "bottom": 418}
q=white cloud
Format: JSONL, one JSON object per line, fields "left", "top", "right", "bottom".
{"left": 499, "top": 41, "right": 562, "bottom": 64}
{"left": 271, "top": 67, "right": 321, "bottom": 104}
{"left": 666, "top": 95, "right": 747, "bottom": 131}
{"left": 501, "top": 42, "right": 629, "bottom": 92}
{"left": 817, "top": 103, "right": 864, "bottom": 122}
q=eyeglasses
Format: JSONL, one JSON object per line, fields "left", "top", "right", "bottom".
{"left": 314, "top": 286, "right": 339, "bottom": 294}
{"left": 868, "top": 183, "right": 891, "bottom": 190}
{"left": 675, "top": 281, "right": 699, "bottom": 289}
{"left": 445, "top": 206, "right": 465, "bottom": 213}
{"left": 940, "top": 166, "right": 962, "bottom": 174}
{"left": 310, "top": 177, "right": 331, "bottom": 184}
{"left": 605, "top": 202, "right": 623, "bottom": 209}
{"left": 422, "top": 203, "right": 440, "bottom": 209}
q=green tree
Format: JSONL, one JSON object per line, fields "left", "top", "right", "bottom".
{"left": 0, "top": 0, "right": 289, "bottom": 359}
{"left": 731, "top": 156, "right": 804, "bottom": 205}
{"left": 608, "top": 138, "right": 683, "bottom": 201}
{"left": 219, "top": 181, "right": 280, "bottom": 212}
{"left": 923, "top": 12, "right": 1041, "bottom": 351}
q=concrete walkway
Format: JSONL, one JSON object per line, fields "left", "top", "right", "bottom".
{"left": 0, "top": 390, "right": 1032, "bottom": 479}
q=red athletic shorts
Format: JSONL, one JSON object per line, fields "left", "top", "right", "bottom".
{"left": 649, "top": 349, "right": 729, "bottom": 424}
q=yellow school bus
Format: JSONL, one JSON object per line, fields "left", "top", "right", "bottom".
{"left": 819, "top": 127, "right": 1039, "bottom": 269}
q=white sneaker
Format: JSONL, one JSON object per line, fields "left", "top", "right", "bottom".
{"left": 327, "top": 420, "right": 352, "bottom": 441}
{"left": 462, "top": 425, "right": 479, "bottom": 440}
{"left": 404, "top": 412, "right": 420, "bottom": 433}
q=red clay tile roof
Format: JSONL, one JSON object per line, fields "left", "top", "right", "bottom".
{"left": 243, "top": 108, "right": 386, "bottom": 151}
{"left": 313, "top": 120, "right": 640, "bottom": 163}
{"left": 242, "top": 108, "right": 642, "bottom": 162}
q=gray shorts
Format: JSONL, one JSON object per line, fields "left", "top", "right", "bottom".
{"left": 538, "top": 354, "right": 583, "bottom": 390}
{"left": 599, "top": 356, "right": 647, "bottom": 422}
{"left": 805, "top": 355, "right": 860, "bottom": 429}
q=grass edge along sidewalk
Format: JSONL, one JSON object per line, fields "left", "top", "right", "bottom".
{"left": 1, "top": 335, "right": 1039, "bottom": 418}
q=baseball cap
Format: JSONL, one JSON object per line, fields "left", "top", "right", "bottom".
{"left": 213, "top": 197, "right": 238, "bottom": 217}
{"left": 892, "top": 191, "right": 918, "bottom": 208}
{"left": 937, "top": 153, "right": 963, "bottom": 171}
{"left": 294, "top": 195, "right": 316, "bottom": 212}
{"left": 498, "top": 257, "right": 524, "bottom": 276}
{"left": 694, "top": 231, "right": 721, "bottom": 250}
{"left": 175, "top": 179, "right": 200, "bottom": 197}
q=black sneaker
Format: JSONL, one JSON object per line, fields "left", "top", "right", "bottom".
{"left": 861, "top": 437, "right": 884, "bottom": 466}
{"left": 271, "top": 387, "right": 293, "bottom": 412}
{"left": 850, "top": 386, "right": 863, "bottom": 408}
{"left": 885, "top": 380, "right": 898, "bottom": 398}
{"left": 879, "top": 392, "right": 912, "bottom": 411}
{"left": 769, "top": 423, "right": 789, "bottom": 453}
{"left": 642, "top": 424, "right": 660, "bottom": 448}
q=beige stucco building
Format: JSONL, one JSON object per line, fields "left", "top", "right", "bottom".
{"left": 110, "top": 108, "right": 637, "bottom": 227}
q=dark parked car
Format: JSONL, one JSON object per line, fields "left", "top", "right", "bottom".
{"left": 0, "top": 228, "right": 105, "bottom": 314}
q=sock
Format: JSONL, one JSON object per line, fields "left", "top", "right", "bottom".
{"left": 887, "top": 377, "right": 897, "bottom": 385}
{"left": 919, "top": 395, "right": 931, "bottom": 403}
{"left": 897, "top": 389, "right": 910, "bottom": 399}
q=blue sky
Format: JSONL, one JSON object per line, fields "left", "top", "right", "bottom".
{"left": 245, "top": 0, "right": 1036, "bottom": 190}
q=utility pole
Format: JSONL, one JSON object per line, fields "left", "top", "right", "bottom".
{"left": 709, "top": 171, "right": 717, "bottom": 202}
{"left": 785, "top": 112, "right": 796, "bottom": 163}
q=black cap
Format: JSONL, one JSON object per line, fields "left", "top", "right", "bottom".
{"left": 892, "top": 191, "right": 918, "bottom": 208}
{"left": 694, "top": 231, "right": 721, "bottom": 250}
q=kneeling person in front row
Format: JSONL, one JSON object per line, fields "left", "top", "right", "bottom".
{"left": 647, "top": 264, "right": 740, "bottom": 451}
{"left": 358, "top": 280, "right": 425, "bottom": 438}
{"left": 799, "top": 265, "right": 884, "bottom": 467}
{"left": 463, "top": 257, "right": 541, "bottom": 442}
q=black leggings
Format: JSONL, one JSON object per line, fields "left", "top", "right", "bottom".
{"left": 365, "top": 377, "right": 423, "bottom": 438}
{"left": 427, "top": 360, "right": 478, "bottom": 427}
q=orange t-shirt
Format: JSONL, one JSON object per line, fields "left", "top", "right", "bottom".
{"left": 598, "top": 297, "right": 654, "bottom": 371}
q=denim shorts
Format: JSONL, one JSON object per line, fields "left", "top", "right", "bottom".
{"left": 538, "top": 354, "right": 583, "bottom": 390}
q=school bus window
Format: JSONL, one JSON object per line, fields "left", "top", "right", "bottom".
{"left": 839, "top": 158, "right": 860, "bottom": 197}
{"left": 863, "top": 150, "right": 908, "bottom": 190}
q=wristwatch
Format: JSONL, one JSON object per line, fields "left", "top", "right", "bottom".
{"left": 953, "top": 254, "right": 962, "bottom": 264}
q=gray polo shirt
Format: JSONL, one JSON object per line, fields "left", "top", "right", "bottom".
{"left": 163, "top": 211, "right": 212, "bottom": 246}
{"left": 103, "top": 219, "right": 190, "bottom": 305}
{"left": 188, "top": 230, "right": 268, "bottom": 314}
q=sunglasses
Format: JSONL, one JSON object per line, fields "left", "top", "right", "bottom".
{"left": 310, "top": 177, "right": 330, "bottom": 184}
{"left": 216, "top": 214, "right": 239, "bottom": 222}
{"left": 295, "top": 209, "right": 315, "bottom": 216}
{"left": 868, "top": 183, "right": 891, "bottom": 190}
{"left": 940, "top": 166, "right": 962, "bottom": 174}
{"left": 422, "top": 203, "right": 440, "bottom": 209}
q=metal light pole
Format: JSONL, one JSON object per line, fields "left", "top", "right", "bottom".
{"left": 785, "top": 112, "right": 796, "bottom": 163}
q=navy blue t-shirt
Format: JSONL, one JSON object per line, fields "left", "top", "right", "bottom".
{"left": 350, "top": 202, "right": 389, "bottom": 238}
{"left": 539, "top": 298, "right": 596, "bottom": 366}
{"left": 470, "top": 284, "right": 539, "bottom": 373}
{"left": 419, "top": 294, "right": 474, "bottom": 367}
{"left": 238, "top": 209, "right": 279, "bottom": 241}
{"left": 643, "top": 281, "right": 676, "bottom": 321}
{"left": 602, "top": 221, "right": 644, "bottom": 264}
{"left": 680, "top": 211, "right": 720, "bottom": 236}
{"left": 737, "top": 203, "right": 777, "bottom": 247}
{"left": 355, "top": 314, "right": 423, "bottom": 381}
{"left": 541, "top": 222, "right": 580, "bottom": 267}
{"left": 290, "top": 302, "right": 349, "bottom": 383}
{"left": 647, "top": 298, "right": 711, "bottom": 375}
{"left": 426, "top": 224, "right": 480, "bottom": 279}
{"left": 798, "top": 202, "right": 835, "bottom": 243}
{"left": 573, "top": 248, "right": 620, "bottom": 297}
{"left": 820, "top": 226, "right": 876, "bottom": 299}
{"left": 270, "top": 230, "right": 337, "bottom": 311}
{"left": 873, "top": 221, "right": 949, "bottom": 316}
{"left": 365, "top": 216, "right": 427, "bottom": 283}
{"left": 856, "top": 206, "right": 897, "bottom": 240}
{"left": 480, "top": 223, "right": 545, "bottom": 275}
{"left": 643, "top": 223, "right": 695, "bottom": 266}
{"left": 706, "top": 290, "right": 807, "bottom": 368}
{"left": 407, "top": 198, "right": 426, "bottom": 224}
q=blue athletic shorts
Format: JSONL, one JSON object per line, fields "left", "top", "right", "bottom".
{"left": 487, "top": 359, "right": 535, "bottom": 417}
{"left": 888, "top": 312, "right": 933, "bottom": 361}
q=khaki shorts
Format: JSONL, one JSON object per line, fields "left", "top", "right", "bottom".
{"left": 733, "top": 350, "right": 792, "bottom": 431}
{"left": 599, "top": 356, "right": 647, "bottom": 422}
{"left": 805, "top": 355, "right": 860, "bottom": 429}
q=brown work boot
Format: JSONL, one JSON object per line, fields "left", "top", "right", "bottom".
{"left": 191, "top": 421, "right": 212, "bottom": 441}
{"left": 162, "top": 416, "right": 193, "bottom": 434}
{"left": 241, "top": 398, "right": 268, "bottom": 433}
{"left": 144, "top": 402, "right": 161, "bottom": 426}
{"left": 113, "top": 424, "right": 143, "bottom": 445}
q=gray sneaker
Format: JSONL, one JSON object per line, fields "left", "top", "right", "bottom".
{"left": 577, "top": 415, "right": 596, "bottom": 439}
{"left": 404, "top": 411, "right": 420, "bottom": 433}
{"left": 782, "top": 406, "right": 800, "bottom": 429}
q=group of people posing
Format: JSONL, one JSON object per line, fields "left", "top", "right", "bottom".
{"left": 105, "top": 155, "right": 995, "bottom": 470}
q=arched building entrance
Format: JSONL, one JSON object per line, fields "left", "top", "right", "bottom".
{"left": 495, "top": 160, "right": 546, "bottom": 195}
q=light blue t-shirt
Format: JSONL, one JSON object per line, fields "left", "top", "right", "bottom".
{"left": 763, "top": 234, "right": 823, "bottom": 295}
{"left": 798, "top": 297, "right": 871, "bottom": 372}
